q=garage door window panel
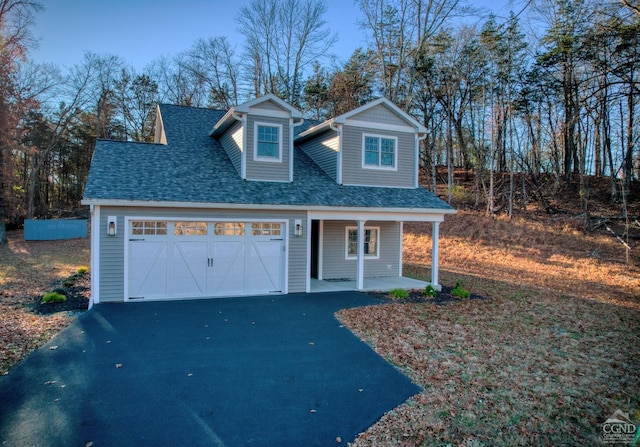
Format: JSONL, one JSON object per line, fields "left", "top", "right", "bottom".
{"left": 214, "top": 222, "right": 245, "bottom": 236}
{"left": 175, "top": 221, "right": 207, "bottom": 236}
{"left": 251, "top": 222, "right": 281, "bottom": 236}
{"left": 131, "top": 220, "right": 167, "bottom": 236}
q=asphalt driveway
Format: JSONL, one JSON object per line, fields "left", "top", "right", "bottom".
{"left": 0, "top": 292, "right": 420, "bottom": 446}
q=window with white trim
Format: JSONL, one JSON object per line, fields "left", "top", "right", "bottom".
{"left": 346, "top": 226, "right": 380, "bottom": 259}
{"left": 363, "top": 134, "right": 397, "bottom": 169}
{"left": 131, "top": 220, "right": 167, "bottom": 235}
{"left": 255, "top": 123, "right": 282, "bottom": 161}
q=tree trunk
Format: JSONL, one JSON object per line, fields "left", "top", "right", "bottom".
{"left": 447, "top": 117, "right": 454, "bottom": 204}
{"left": 624, "top": 83, "right": 635, "bottom": 197}
{"left": 0, "top": 147, "right": 6, "bottom": 244}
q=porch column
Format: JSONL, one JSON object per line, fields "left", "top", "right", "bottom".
{"left": 356, "top": 220, "right": 366, "bottom": 290}
{"left": 431, "top": 221, "right": 440, "bottom": 289}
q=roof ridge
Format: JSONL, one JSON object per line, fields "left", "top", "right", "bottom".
{"left": 95, "top": 138, "right": 165, "bottom": 146}
{"left": 159, "top": 103, "right": 226, "bottom": 113}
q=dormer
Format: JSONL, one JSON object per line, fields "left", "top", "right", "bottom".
{"left": 296, "top": 98, "right": 427, "bottom": 188}
{"left": 210, "top": 94, "right": 304, "bottom": 182}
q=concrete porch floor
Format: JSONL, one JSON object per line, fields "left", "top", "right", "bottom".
{"left": 310, "top": 276, "right": 430, "bottom": 293}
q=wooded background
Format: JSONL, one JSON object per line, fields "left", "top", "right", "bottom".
{"left": 0, "top": 0, "right": 638, "bottom": 243}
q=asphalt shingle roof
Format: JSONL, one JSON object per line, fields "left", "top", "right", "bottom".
{"left": 83, "top": 104, "right": 454, "bottom": 212}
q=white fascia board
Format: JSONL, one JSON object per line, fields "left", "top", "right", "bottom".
{"left": 335, "top": 97, "right": 427, "bottom": 134}
{"left": 209, "top": 108, "right": 237, "bottom": 136}
{"left": 247, "top": 108, "right": 292, "bottom": 119}
{"left": 307, "top": 209, "right": 450, "bottom": 222}
{"left": 345, "top": 119, "right": 415, "bottom": 134}
{"left": 81, "top": 198, "right": 455, "bottom": 221}
{"left": 236, "top": 94, "right": 303, "bottom": 118}
{"left": 295, "top": 119, "right": 335, "bottom": 141}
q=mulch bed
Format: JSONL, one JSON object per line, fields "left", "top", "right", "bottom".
{"left": 32, "top": 273, "right": 91, "bottom": 315}
{"left": 372, "top": 284, "right": 488, "bottom": 305}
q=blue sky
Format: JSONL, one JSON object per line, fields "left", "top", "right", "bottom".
{"left": 30, "top": 0, "right": 515, "bottom": 71}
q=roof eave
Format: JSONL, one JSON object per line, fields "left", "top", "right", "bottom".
{"left": 80, "top": 198, "right": 456, "bottom": 218}
{"left": 295, "top": 119, "right": 336, "bottom": 142}
{"left": 209, "top": 108, "right": 237, "bottom": 136}
{"left": 334, "top": 97, "right": 427, "bottom": 133}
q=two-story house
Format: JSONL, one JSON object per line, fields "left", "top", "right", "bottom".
{"left": 82, "top": 94, "right": 455, "bottom": 305}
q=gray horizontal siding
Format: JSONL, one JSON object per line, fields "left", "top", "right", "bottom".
{"left": 99, "top": 212, "right": 125, "bottom": 302}
{"left": 321, "top": 220, "right": 400, "bottom": 280}
{"left": 341, "top": 126, "right": 415, "bottom": 188}
{"left": 298, "top": 129, "right": 338, "bottom": 181}
{"left": 98, "top": 206, "right": 308, "bottom": 302}
{"left": 349, "top": 103, "right": 407, "bottom": 126}
{"left": 250, "top": 100, "right": 282, "bottom": 112}
{"left": 245, "top": 115, "right": 290, "bottom": 182}
{"left": 219, "top": 120, "right": 243, "bottom": 175}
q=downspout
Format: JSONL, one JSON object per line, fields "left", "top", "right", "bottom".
{"left": 89, "top": 204, "right": 99, "bottom": 309}
{"left": 330, "top": 122, "right": 343, "bottom": 184}
{"left": 232, "top": 112, "right": 247, "bottom": 179}
{"left": 415, "top": 131, "right": 427, "bottom": 189}
{"left": 291, "top": 118, "right": 305, "bottom": 182}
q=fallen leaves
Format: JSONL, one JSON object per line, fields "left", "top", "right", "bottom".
{"left": 338, "top": 286, "right": 640, "bottom": 446}
{"left": 0, "top": 231, "right": 89, "bottom": 375}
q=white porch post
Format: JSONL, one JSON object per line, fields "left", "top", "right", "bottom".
{"left": 431, "top": 221, "right": 440, "bottom": 289}
{"left": 357, "top": 219, "right": 365, "bottom": 290}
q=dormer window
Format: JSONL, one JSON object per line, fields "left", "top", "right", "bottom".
{"left": 255, "top": 122, "right": 282, "bottom": 162}
{"left": 363, "top": 134, "right": 397, "bottom": 170}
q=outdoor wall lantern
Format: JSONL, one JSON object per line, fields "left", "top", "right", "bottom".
{"left": 294, "top": 219, "right": 303, "bottom": 237}
{"left": 107, "top": 216, "right": 117, "bottom": 236}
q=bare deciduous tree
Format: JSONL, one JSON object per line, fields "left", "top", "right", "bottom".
{"left": 237, "top": 0, "right": 337, "bottom": 105}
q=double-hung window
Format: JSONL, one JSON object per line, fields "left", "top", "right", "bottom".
{"left": 346, "top": 226, "right": 380, "bottom": 259}
{"left": 255, "top": 122, "right": 282, "bottom": 162}
{"left": 363, "top": 134, "right": 397, "bottom": 169}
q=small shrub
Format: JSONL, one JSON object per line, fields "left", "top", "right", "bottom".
{"left": 53, "top": 287, "right": 68, "bottom": 296}
{"left": 451, "top": 282, "right": 470, "bottom": 299}
{"left": 42, "top": 292, "right": 67, "bottom": 304}
{"left": 424, "top": 285, "right": 437, "bottom": 298}
{"left": 389, "top": 288, "right": 409, "bottom": 300}
{"left": 76, "top": 266, "right": 89, "bottom": 275}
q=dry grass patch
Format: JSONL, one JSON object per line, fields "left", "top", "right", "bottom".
{"left": 339, "top": 292, "right": 639, "bottom": 446}
{"left": 0, "top": 230, "right": 90, "bottom": 375}
{"left": 339, "top": 211, "right": 639, "bottom": 446}
{"left": 404, "top": 211, "right": 640, "bottom": 309}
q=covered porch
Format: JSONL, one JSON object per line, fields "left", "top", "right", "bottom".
{"left": 310, "top": 276, "right": 430, "bottom": 293}
{"left": 305, "top": 209, "right": 447, "bottom": 294}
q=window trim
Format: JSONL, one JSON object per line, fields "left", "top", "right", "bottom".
{"left": 131, "top": 220, "right": 168, "bottom": 236}
{"left": 254, "top": 121, "right": 283, "bottom": 162}
{"left": 345, "top": 226, "right": 380, "bottom": 260}
{"left": 361, "top": 133, "right": 398, "bottom": 171}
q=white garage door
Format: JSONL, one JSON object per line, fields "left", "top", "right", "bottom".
{"left": 127, "top": 220, "right": 285, "bottom": 300}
